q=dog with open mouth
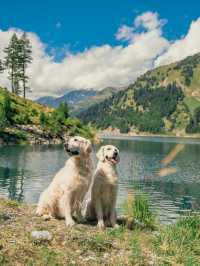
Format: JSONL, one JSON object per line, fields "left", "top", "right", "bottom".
{"left": 85, "top": 145, "right": 120, "bottom": 229}
{"left": 36, "top": 136, "right": 93, "bottom": 227}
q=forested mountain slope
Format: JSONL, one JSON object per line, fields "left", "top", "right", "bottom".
{"left": 78, "top": 53, "right": 200, "bottom": 135}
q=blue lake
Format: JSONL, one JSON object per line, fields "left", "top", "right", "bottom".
{"left": 0, "top": 136, "right": 200, "bottom": 224}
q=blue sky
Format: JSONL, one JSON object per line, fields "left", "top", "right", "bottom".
{"left": 1, "top": 0, "right": 200, "bottom": 98}
{"left": 1, "top": 0, "right": 200, "bottom": 54}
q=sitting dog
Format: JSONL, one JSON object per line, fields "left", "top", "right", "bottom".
{"left": 85, "top": 145, "right": 120, "bottom": 229}
{"left": 36, "top": 136, "right": 93, "bottom": 226}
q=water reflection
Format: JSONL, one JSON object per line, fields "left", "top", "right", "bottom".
{"left": 0, "top": 137, "right": 200, "bottom": 223}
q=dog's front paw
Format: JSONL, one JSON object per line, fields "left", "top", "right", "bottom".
{"left": 97, "top": 220, "right": 105, "bottom": 230}
{"left": 65, "top": 219, "right": 75, "bottom": 227}
{"left": 36, "top": 208, "right": 43, "bottom": 216}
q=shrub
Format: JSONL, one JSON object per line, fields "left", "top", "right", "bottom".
{"left": 39, "top": 112, "right": 49, "bottom": 128}
{"left": 14, "top": 112, "right": 31, "bottom": 124}
{"left": 0, "top": 103, "right": 7, "bottom": 130}
{"left": 0, "top": 91, "right": 12, "bottom": 130}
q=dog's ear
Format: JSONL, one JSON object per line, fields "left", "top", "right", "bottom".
{"left": 96, "top": 146, "right": 105, "bottom": 162}
{"left": 84, "top": 140, "right": 92, "bottom": 154}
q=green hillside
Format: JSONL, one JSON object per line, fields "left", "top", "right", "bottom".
{"left": 0, "top": 88, "right": 93, "bottom": 144}
{"left": 78, "top": 53, "right": 200, "bottom": 136}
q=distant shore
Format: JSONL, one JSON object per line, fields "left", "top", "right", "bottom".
{"left": 99, "top": 132, "right": 200, "bottom": 143}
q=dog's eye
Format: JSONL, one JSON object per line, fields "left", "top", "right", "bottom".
{"left": 74, "top": 139, "right": 77, "bottom": 142}
{"left": 107, "top": 148, "right": 111, "bottom": 151}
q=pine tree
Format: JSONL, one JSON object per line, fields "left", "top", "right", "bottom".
{"left": 4, "top": 33, "right": 21, "bottom": 94}
{"left": 0, "top": 59, "right": 4, "bottom": 73}
{"left": 18, "top": 32, "right": 32, "bottom": 98}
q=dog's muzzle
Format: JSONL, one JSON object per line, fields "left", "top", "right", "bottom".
{"left": 106, "top": 152, "right": 119, "bottom": 164}
{"left": 64, "top": 143, "right": 79, "bottom": 156}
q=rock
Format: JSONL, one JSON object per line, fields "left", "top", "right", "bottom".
{"left": 31, "top": 230, "right": 53, "bottom": 242}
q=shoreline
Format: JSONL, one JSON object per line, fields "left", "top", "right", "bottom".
{"left": 99, "top": 132, "right": 200, "bottom": 143}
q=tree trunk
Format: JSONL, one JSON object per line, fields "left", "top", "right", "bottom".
{"left": 23, "top": 64, "right": 25, "bottom": 98}
{"left": 11, "top": 67, "right": 14, "bottom": 93}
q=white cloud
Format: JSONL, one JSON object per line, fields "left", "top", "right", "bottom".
{"left": 134, "top": 12, "right": 166, "bottom": 31}
{"left": 115, "top": 25, "right": 135, "bottom": 42}
{"left": 116, "top": 12, "right": 167, "bottom": 43}
{"left": 0, "top": 12, "right": 200, "bottom": 99}
{"left": 155, "top": 18, "right": 200, "bottom": 66}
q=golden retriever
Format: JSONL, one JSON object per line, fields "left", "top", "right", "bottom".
{"left": 85, "top": 145, "right": 120, "bottom": 229}
{"left": 36, "top": 136, "right": 93, "bottom": 226}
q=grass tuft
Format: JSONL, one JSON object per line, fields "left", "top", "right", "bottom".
{"left": 153, "top": 214, "right": 200, "bottom": 265}
{"left": 123, "top": 193, "right": 155, "bottom": 229}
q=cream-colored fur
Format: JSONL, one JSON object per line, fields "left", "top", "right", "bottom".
{"left": 36, "top": 136, "right": 93, "bottom": 227}
{"left": 85, "top": 145, "right": 120, "bottom": 229}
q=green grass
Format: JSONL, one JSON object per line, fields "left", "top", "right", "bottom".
{"left": 106, "top": 226, "right": 125, "bottom": 238}
{"left": 191, "top": 65, "right": 200, "bottom": 89}
{"left": 184, "top": 96, "right": 200, "bottom": 115}
{"left": 129, "top": 233, "right": 145, "bottom": 265}
{"left": 0, "top": 252, "right": 9, "bottom": 265}
{"left": 153, "top": 215, "right": 200, "bottom": 265}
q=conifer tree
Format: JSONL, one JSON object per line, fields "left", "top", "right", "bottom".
{"left": 4, "top": 33, "right": 21, "bottom": 94}
{"left": 18, "top": 32, "right": 32, "bottom": 98}
{"left": 0, "top": 59, "right": 4, "bottom": 73}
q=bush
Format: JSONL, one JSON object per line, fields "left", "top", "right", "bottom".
{"left": 14, "top": 112, "right": 31, "bottom": 124}
{"left": 0, "top": 91, "right": 12, "bottom": 130}
{"left": 0, "top": 104, "right": 7, "bottom": 130}
{"left": 39, "top": 112, "right": 49, "bottom": 128}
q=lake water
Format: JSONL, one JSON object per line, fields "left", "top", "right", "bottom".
{"left": 0, "top": 136, "right": 200, "bottom": 224}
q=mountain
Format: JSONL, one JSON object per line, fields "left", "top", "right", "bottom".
{"left": 36, "top": 87, "right": 125, "bottom": 115}
{"left": 72, "top": 86, "right": 125, "bottom": 116}
{"left": 37, "top": 89, "right": 97, "bottom": 108}
{"left": 0, "top": 88, "right": 93, "bottom": 144}
{"left": 77, "top": 53, "right": 200, "bottom": 136}
{"left": 35, "top": 96, "right": 58, "bottom": 107}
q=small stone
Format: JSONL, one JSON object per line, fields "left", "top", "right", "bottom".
{"left": 31, "top": 230, "right": 53, "bottom": 242}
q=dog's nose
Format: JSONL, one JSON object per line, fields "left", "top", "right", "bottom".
{"left": 114, "top": 150, "right": 118, "bottom": 156}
